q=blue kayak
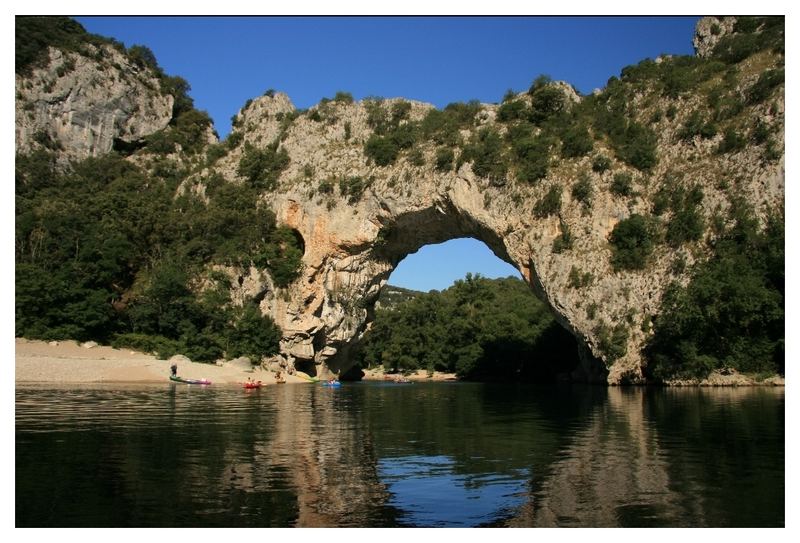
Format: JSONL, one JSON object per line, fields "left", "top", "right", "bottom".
{"left": 321, "top": 381, "right": 341, "bottom": 387}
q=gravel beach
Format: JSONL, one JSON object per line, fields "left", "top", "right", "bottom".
{"left": 14, "top": 338, "right": 303, "bottom": 385}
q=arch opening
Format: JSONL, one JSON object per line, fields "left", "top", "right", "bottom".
{"left": 334, "top": 235, "right": 591, "bottom": 383}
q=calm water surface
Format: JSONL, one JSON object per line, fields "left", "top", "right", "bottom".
{"left": 15, "top": 382, "right": 784, "bottom": 527}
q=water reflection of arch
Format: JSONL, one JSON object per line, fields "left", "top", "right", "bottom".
{"left": 505, "top": 387, "right": 681, "bottom": 526}
{"left": 507, "top": 386, "right": 784, "bottom": 527}
{"left": 244, "top": 384, "right": 396, "bottom": 527}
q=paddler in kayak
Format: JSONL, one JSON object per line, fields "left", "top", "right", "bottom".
{"left": 170, "top": 363, "right": 178, "bottom": 377}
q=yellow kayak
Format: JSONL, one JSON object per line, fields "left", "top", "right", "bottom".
{"left": 294, "top": 370, "right": 319, "bottom": 383}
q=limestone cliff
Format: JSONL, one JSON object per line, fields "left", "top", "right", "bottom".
{"left": 15, "top": 16, "right": 785, "bottom": 384}
{"left": 15, "top": 43, "right": 174, "bottom": 162}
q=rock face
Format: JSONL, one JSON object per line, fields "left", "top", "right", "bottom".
{"left": 693, "top": 16, "right": 736, "bottom": 57}
{"left": 15, "top": 44, "right": 174, "bottom": 161}
{"left": 16, "top": 17, "right": 784, "bottom": 384}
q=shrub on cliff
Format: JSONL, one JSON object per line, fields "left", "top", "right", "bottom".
{"left": 237, "top": 142, "right": 290, "bottom": 189}
{"left": 677, "top": 111, "right": 718, "bottom": 141}
{"left": 652, "top": 181, "right": 706, "bottom": 247}
{"left": 592, "top": 154, "right": 611, "bottom": 173}
{"left": 580, "top": 80, "right": 658, "bottom": 171}
{"left": 552, "top": 219, "right": 574, "bottom": 253}
{"left": 338, "top": 176, "right": 370, "bottom": 204}
{"left": 391, "top": 100, "right": 412, "bottom": 122}
{"left": 568, "top": 266, "right": 593, "bottom": 289}
{"left": 16, "top": 16, "right": 120, "bottom": 75}
{"left": 333, "top": 91, "right": 354, "bottom": 104}
{"left": 712, "top": 17, "right": 784, "bottom": 63}
{"left": 145, "top": 109, "right": 213, "bottom": 156}
{"left": 435, "top": 148, "right": 454, "bottom": 172}
{"left": 527, "top": 75, "right": 567, "bottom": 125}
{"left": 127, "top": 44, "right": 158, "bottom": 71}
{"left": 658, "top": 56, "right": 726, "bottom": 99}
{"left": 666, "top": 206, "right": 704, "bottom": 247}
{"left": 716, "top": 127, "right": 746, "bottom": 154}
{"left": 509, "top": 128, "right": 554, "bottom": 184}
{"left": 257, "top": 227, "right": 304, "bottom": 288}
{"left": 421, "top": 101, "right": 481, "bottom": 147}
{"left": 610, "top": 172, "right": 634, "bottom": 197}
{"left": 534, "top": 185, "right": 562, "bottom": 218}
{"left": 571, "top": 174, "right": 593, "bottom": 210}
{"left": 594, "top": 321, "right": 629, "bottom": 363}
{"left": 609, "top": 214, "right": 657, "bottom": 271}
{"left": 559, "top": 123, "right": 594, "bottom": 158}
{"left": 747, "top": 68, "right": 784, "bottom": 104}
{"left": 617, "top": 122, "right": 658, "bottom": 170}
{"left": 496, "top": 99, "right": 527, "bottom": 122}
{"left": 365, "top": 134, "right": 400, "bottom": 166}
{"left": 461, "top": 127, "right": 507, "bottom": 181}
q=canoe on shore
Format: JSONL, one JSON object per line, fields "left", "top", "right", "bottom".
{"left": 169, "top": 375, "right": 211, "bottom": 385}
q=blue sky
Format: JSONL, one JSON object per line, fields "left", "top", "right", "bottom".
{"left": 75, "top": 16, "right": 700, "bottom": 292}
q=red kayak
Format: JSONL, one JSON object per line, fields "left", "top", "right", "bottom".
{"left": 243, "top": 381, "right": 263, "bottom": 389}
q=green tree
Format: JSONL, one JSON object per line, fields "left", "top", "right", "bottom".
{"left": 435, "top": 148, "right": 454, "bottom": 172}
{"left": 647, "top": 211, "right": 784, "bottom": 380}
{"left": 509, "top": 128, "right": 554, "bottom": 184}
{"left": 226, "top": 304, "right": 282, "bottom": 360}
{"left": 357, "top": 275, "right": 579, "bottom": 382}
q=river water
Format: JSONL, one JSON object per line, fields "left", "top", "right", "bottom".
{"left": 15, "top": 382, "right": 784, "bottom": 527}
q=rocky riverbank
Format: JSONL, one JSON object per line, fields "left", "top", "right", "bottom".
{"left": 361, "top": 367, "right": 459, "bottom": 382}
{"left": 664, "top": 368, "right": 784, "bottom": 387}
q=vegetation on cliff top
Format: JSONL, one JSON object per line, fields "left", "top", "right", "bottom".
{"left": 16, "top": 17, "right": 114, "bottom": 76}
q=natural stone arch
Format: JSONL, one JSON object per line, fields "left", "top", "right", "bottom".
{"left": 262, "top": 168, "right": 609, "bottom": 383}
{"left": 207, "top": 88, "right": 781, "bottom": 385}
{"left": 215, "top": 93, "right": 658, "bottom": 385}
